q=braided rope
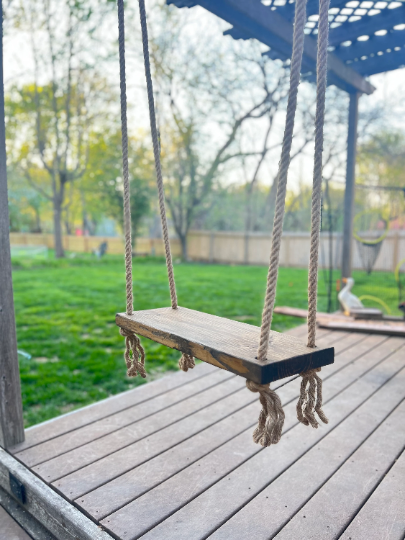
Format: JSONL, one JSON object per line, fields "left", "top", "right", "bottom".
{"left": 246, "top": 381, "right": 285, "bottom": 447}
{"left": 307, "top": 0, "right": 331, "bottom": 348}
{"left": 120, "top": 328, "right": 147, "bottom": 378}
{"left": 296, "top": 367, "right": 328, "bottom": 427}
{"left": 257, "top": 0, "right": 308, "bottom": 362}
{"left": 138, "top": 0, "right": 178, "bottom": 309}
{"left": 117, "top": 0, "right": 147, "bottom": 379}
{"left": 117, "top": 0, "right": 133, "bottom": 317}
{"left": 297, "top": 0, "right": 331, "bottom": 427}
{"left": 178, "top": 353, "right": 195, "bottom": 372}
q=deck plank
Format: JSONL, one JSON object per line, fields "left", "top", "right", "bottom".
{"left": 208, "top": 365, "right": 405, "bottom": 540}
{"left": 77, "top": 332, "right": 389, "bottom": 521}
{"left": 0, "top": 505, "right": 32, "bottom": 540}
{"left": 11, "top": 362, "right": 217, "bottom": 453}
{"left": 99, "top": 339, "right": 405, "bottom": 539}
{"left": 52, "top": 377, "right": 252, "bottom": 499}
{"left": 273, "top": 400, "right": 405, "bottom": 540}
{"left": 340, "top": 449, "right": 405, "bottom": 540}
{"left": 16, "top": 369, "right": 234, "bottom": 467}
{"left": 37, "top": 374, "right": 242, "bottom": 485}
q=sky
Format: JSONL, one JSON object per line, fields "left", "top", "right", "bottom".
{"left": 3, "top": 0, "right": 405, "bottom": 192}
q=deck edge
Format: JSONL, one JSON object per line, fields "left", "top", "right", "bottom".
{"left": 0, "top": 447, "right": 113, "bottom": 540}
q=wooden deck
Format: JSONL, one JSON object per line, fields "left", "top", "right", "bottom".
{"left": 5, "top": 325, "right": 405, "bottom": 540}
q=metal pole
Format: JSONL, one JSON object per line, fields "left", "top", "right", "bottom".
{"left": 341, "top": 92, "right": 359, "bottom": 279}
{"left": 0, "top": 0, "right": 25, "bottom": 448}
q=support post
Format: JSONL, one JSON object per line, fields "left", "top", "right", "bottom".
{"left": 341, "top": 92, "right": 359, "bottom": 278}
{"left": 0, "top": 1, "right": 25, "bottom": 449}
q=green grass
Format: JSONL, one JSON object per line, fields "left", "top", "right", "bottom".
{"left": 12, "top": 255, "right": 400, "bottom": 427}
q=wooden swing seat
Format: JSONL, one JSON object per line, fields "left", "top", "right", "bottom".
{"left": 116, "top": 307, "right": 334, "bottom": 384}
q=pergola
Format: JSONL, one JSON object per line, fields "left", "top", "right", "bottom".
{"left": 169, "top": 0, "right": 405, "bottom": 278}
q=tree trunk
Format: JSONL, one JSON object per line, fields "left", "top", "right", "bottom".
{"left": 53, "top": 199, "right": 64, "bottom": 258}
{"left": 179, "top": 233, "right": 188, "bottom": 261}
{"left": 34, "top": 207, "right": 42, "bottom": 233}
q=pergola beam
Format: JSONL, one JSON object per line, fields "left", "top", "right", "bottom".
{"left": 350, "top": 47, "right": 405, "bottom": 75}
{"left": 329, "top": 5, "right": 405, "bottom": 46}
{"left": 341, "top": 92, "right": 359, "bottom": 279}
{"left": 335, "top": 30, "right": 405, "bottom": 62}
{"left": 168, "top": 0, "right": 375, "bottom": 94}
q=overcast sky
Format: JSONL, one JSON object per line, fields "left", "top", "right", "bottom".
{"left": 3, "top": 1, "right": 405, "bottom": 191}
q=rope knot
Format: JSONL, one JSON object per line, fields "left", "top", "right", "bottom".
{"left": 246, "top": 380, "right": 285, "bottom": 447}
{"left": 178, "top": 352, "right": 195, "bottom": 372}
{"left": 119, "top": 328, "right": 147, "bottom": 379}
{"left": 296, "top": 367, "right": 328, "bottom": 428}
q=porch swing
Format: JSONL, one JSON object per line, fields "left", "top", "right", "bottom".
{"left": 115, "top": 0, "right": 334, "bottom": 447}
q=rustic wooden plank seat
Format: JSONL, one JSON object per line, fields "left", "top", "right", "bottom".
{"left": 116, "top": 307, "right": 334, "bottom": 384}
{"left": 2, "top": 326, "right": 404, "bottom": 540}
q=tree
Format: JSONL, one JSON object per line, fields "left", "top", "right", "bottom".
{"left": 135, "top": 3, "right": 317, "bottom": 259}
{"left": 81, "top": 130, "right": 153, "bottom": 239}
{"left": 5, "top": 0, "right": 115, "bottom": 257}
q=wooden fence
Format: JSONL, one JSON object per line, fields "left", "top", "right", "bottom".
{"left": 10, "top": 230, "right": 405, "bottom": 272}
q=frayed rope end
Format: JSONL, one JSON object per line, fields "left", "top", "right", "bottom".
{"left": 246, "top": 380, "right": 285, "bottom": 447}
{"left": 179, "top": 352, "right": 195, "bottom": 372}
{"left": 119, "top": 328, "right": 147, "bottom": 379}
{"left": 296, "top": 367, "right": 328, "bottom": 428}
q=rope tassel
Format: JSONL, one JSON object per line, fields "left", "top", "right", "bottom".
{"left": 246, "top": 381, "right": 285, "bottom": 447}
{"left": 178, "top": 353, "right": 195, "bottom": 372}
{"left": 119, "top": 328, "right": 147, "bottom": 379}
{"left": 296, "top": 367, "right": 328, "bottom": 428}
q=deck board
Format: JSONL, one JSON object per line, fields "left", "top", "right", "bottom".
{"left": 340, "top": 448, "right": 405, "bottom": 540}
{"left": 100, "top": 339, "right": 405, "bottom": 540}
{"left": 0, "top": 505, "right": 32, "bottom": 540}
{"left": 8, "top": 325, "right": 405, "bottom": 540}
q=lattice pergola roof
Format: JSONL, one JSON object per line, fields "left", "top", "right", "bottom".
{"left": 168, "top": 0, "right": 405, "bottom": 94}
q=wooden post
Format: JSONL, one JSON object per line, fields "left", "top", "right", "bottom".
{"left": 341, "top": 92, "right": 359, "bottom": 279}
{"left": 0, "top": 1, "right": 25, "bottom": 449}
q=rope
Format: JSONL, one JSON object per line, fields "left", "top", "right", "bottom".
{"left": 297, "top": 0, "right": 331, "bottom": 427}
{"left": 296, "top": 367, "right": 328, "bottom": 427}
{"left": 117, "top": 0, "right": 133, "bottom": 317}
{"left": 307, "top": 0, "right": 331, "bottom": 349}
{"left": 138, "top": 0, "right": 178, "bottom": 309}
{"left": 257, "top": 0, "right": 308, "bottom": 362}
{"left": 120, "top": 328, "right": 147, "bottom": 378}
{"left": 178, "top": 353, "right": 195, "bottom": 372}
{"left": 117, "top": 0, "right": 147, "bottom": 379}
{"left": 246, "top": 381, "right": 285, "bottom": 447}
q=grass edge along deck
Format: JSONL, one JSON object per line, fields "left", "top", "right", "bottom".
{"left": 116, "top": 307, "right": 334, "bottom": 384}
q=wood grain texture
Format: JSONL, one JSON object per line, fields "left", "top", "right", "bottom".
{"left": 209, "top": 359, "right": 405, "bottom": 540}
{"left": 103, "top": 340, "right": 405, "bottom": 540}
{"left": 0, "top": 504, "right": 32, "bottom": 540}
{"left": 0, "top": 484, "right": 56, "bottom": 540}
{"left": 33, "top": 372, "right": 236, "bottom": 482}
{"left": 0, "top": 2, "right": 24, "bottom": 449}
{"left": 274, "top": 400, "right": 405, "bottom": 540}
{"left": 116, "top": 307, "right": 334, "bottom": 383}
{"left": 11, "top": 362, "right": 215, "bottom": 454}
{"left": 0, "top": 448, "right": 113, "bottom": 540}
{"left": 341, "top": 449, "right": 405, "bottom": 540}
{"left": 52, "top": 377, "right": 249, "bottom": 500}
{"left": 77, "top": 332, "right": 352, "bottom": 520}
{"left": 15, "top": 369, "right": 233, "bottom": 468}
{"left": 98, "top": 334, "right": 399, "bottom": 539}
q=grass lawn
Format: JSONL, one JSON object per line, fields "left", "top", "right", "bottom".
{"left": 12, "top": 254, "right": 401, "bottom": 427}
